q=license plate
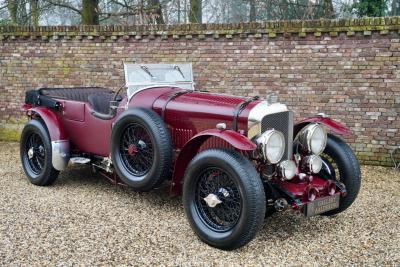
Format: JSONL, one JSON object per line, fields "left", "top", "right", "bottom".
{"left": 304, "top": 195, "right": 340, "bottom": 217}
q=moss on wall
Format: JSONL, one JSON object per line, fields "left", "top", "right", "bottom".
{"left": 0, "top": 17, "right": 399, "bottom": 41}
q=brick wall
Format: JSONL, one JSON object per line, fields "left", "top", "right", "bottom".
{"left": 1, "top": 18, "right": 399, "bottom": 166}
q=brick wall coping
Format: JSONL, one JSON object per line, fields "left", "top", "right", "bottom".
{"left": 1, "top": 17, "right": 400, "bottom": 41}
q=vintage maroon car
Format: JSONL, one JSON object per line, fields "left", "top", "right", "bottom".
{"left": 20, "top": 64, "right": 361, "bottom": 250}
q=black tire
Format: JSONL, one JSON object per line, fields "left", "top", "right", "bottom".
{"left": 183, "top": 149, "right": 266, "bottom": 250}
{"left": 321, "top": 134, "right": 361, "bottom": 216}
{"left": 111, "top": 108, "right": 172, "bottom": 191}
{"left": 20, "top": 119, "right": 59, "bottom": 186}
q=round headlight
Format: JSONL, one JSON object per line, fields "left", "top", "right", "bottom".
{"left": 279, "top": 160, "right": 297, "bottom": 180}
{"left": 302, "top": 155, "right": 323, "bottom": 174}
{"left": 256, "top": 130, "right": 285, "bottom": 164}
{"left": 298, "top": 124, "right": 327, "bottom": 155}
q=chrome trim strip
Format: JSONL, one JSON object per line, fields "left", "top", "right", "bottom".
{"left": 247, "top": 100, "right": 289, "bottom": 139}
{"left": 51, "top": 140, "right": 70, "bottom": 171}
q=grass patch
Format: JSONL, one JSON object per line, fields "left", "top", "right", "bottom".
{"left": 0, "top": 127, "right": 21, "bottom": 142}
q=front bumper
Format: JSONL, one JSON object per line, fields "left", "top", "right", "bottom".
{"left": 271, "top": 174, "right": 346, "bottom": 215}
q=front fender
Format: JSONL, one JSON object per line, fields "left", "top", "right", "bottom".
{"left": 28, "top": 107, "right": 69, "bottom": 171}
{"left": 294, "top": 116, "right": 352, "bottom": 137}
{"left": 170, "top": 129, "right": 257, "bottom": 196}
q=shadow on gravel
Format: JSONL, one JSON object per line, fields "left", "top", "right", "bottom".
{"left": 34, "top": 157, "right": 360, "bottom": 248}
{"left": 53, "top": 164, "right": 332, "bottom": 241}
{"left": 53, "top": 164, "right": 181, "bottom": 207}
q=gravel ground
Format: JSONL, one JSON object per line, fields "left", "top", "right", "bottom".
{"left": 0, "top": 142, "right": 399, "bottom": 266}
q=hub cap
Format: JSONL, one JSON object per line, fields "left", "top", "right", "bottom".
{"left": 120, "top": 123, "right": 154, "bottom": 176}
{"left": 195, "top": 168, "right": 242, "bottom": 232}
{"left": 203, "top": 194, "right": 222, "bottom": 208}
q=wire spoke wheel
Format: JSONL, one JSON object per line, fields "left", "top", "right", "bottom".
{"left": 111, "top": 108, "right": 172, "bottom": 191}
{"left": 120, "top": 123, "right": 154, "bottom": 176}
{"left": 195, "top": 167, "right": 242, "bottom": 232}
{"left": 25, "top": 132, "right": 45, "bottom": 175}
{"left": 183, "top": 149, "right": 266, "bottom": 250}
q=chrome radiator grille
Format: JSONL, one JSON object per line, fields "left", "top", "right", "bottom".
{"left": 261, "top": 111, "right": 294, "bottom": 160}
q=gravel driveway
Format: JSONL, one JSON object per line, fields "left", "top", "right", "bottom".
{"left": 0, "top": 142, "right": 399, "bottom": 266}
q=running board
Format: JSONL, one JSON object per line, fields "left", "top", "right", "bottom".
{"left": 70, "top": 157, "right": 91, "bottom": 164}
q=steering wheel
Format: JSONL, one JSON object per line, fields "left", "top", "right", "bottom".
{"left": 113, "top": 85, "right": 126, "bottom": 102}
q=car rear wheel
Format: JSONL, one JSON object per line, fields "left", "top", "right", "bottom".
{"left": 111, "top": 108, "right": 172, "bottom": 191}
{"left": 320, "top": 134, "right": 361, "bottom": 216}
{"left": 20, "top": 119, "right": 59, "bottom": 186}
{"left": 183, "top": 149, "right": 266, "bottom": 250}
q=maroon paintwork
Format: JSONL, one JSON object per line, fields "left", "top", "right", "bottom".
{"left": 26, "top": 106, "right": 68, "bottom": 141}
{"left": 170, "top": 128, "right": 257, "bottom": 195}
{"left": 23, "top": 86, "right": 351, "bottom": 203}
{"left": 294, "top": 116, "right": 352, "bottom": 137}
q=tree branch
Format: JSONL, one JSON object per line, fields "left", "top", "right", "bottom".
{"left": 0, "top": 4, "right": 9, "bottom": 11}
{"left": 43, "top": 0, "right": 81, "bottom": 14}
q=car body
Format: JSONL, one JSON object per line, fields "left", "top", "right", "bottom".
{"left": 20, "top": 64, "right": 361, "bottom": 250}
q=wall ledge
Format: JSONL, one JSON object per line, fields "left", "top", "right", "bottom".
{"left": 1, "top": 17, "right": 400, "bottom": 41}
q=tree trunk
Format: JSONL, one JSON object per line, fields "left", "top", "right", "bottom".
{"left": 8, "top": 0, "right": 18, "bottom": 24}
{"left": 189, "top": 0, "right": 202, "bottom": 23}
{"left": 249, "top": 0, "right": 256, "bottom": 21}
{"left": 397, "top": 0, "right": 400, "bottom": 15}
{"left": 30, "top": 0, "right": 39, "bottom": 26}
{"left": 148, "top": 0, "right": 164, "bottom": 24}
{"left": 392, "top": 0, "right": 399, "bottom": 15}
{"left": 81, "top": 0, "right": 99, "bottom": 25}
{"left": 183, "top": 0, "right": 187, "bottom": 23}
{"left": 322, "top": 0, "right": 335, "bottom": 18}
{"left": 177, "top": 0, "right": 181, "bottom": 23}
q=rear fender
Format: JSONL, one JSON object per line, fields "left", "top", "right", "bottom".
{"left": 170, "top": 129, "right": 257, "bottom": 196}
{"left": 294, "top": 116, "right": 352, "bottom": 137}
{"left": 28, "top": 107, "right": 70, "bottom": 171}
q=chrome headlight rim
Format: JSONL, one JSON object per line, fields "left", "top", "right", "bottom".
{"left": 302, "top": 155, "right": 323, "bottom": 174}
{"left": 279, "top": 160, "right": 297, "bottom": 180}
{"left": 256, "top": 129, "right": 285, "bottom": 164}
{"left": 298, "top": 123, "right": 327, "bottom": 155}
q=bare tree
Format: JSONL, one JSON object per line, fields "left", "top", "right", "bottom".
{"left": 392, "top": 0, "right": 399, "bottom": 15}
{"left": 81, "top": 0, "right": 99, "bottom": 24}
{"left": 30, "top": 0, "right": 39, "bottom": 25}
{"left": 321, "top": 0, "right": 335, "bottom": 18}
{"left": 249, "top": 0, "right": 256, "bottom": 21}
{"left": 189, "top": 0, "right": 201, "bottom": 22}
{"left": 43, "top": 0, "right": 99, "bottom": 24}
{"left": 147, "top": 0, "right": 164, "bottom": 24}
{"left": 7, "top": 0, "right": 17, "bottom": 23}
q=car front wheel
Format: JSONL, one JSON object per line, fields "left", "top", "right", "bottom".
{"left": 320, "top": 134, "right": 361, "bottom": 216}
{"left": 183, "top": 149, "right": 266, "bottom": 250}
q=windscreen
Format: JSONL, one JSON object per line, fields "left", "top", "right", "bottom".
{"left": 124, "top": 63, "right": 194, "bottom": 97}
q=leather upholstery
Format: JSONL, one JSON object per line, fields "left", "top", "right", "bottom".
{"left": 88, "top": 93, "right": 114, "bottom": 115}
{"left": 39, "top": 87, "right": 125, "bottom": 115}
{"left": 39, "top": 87, "right": 114, "bottom": 102}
